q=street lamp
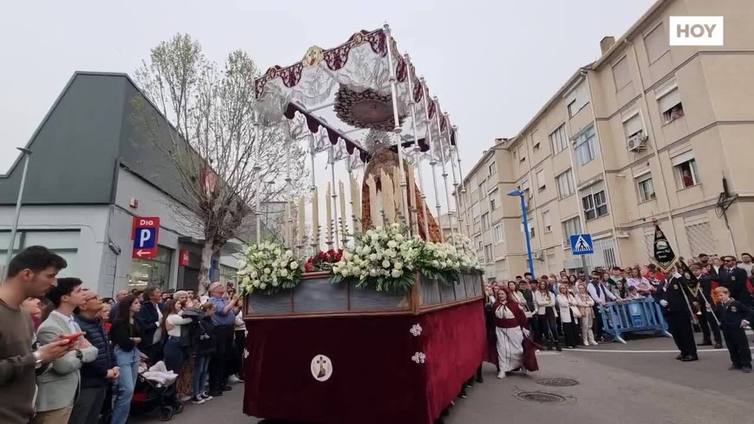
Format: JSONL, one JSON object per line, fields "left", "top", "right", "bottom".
{"left": 2, "top": 147, "right": 32, "bottom": 282}
{"left": 507, "top": 188, "right": 535, "bottom": 278}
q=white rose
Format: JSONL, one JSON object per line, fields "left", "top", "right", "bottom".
{"left": 395, "top": 262, "right": 403, "bottom": 270}
{"left": 382, "top": 260, "right": 391, "bottom": 269}
{"left": 250, "top": 270, "right": 258, "bottom": 278}
{"left": 387, "top": 240, "right": 398, "bottom": 249}
{"left": 290, "top": 261, "right": 298, "bottom": 270}
{"left": 369, "top": 268, "right": 379, "bottom": 277}
{"left": 272, "top": 280, "right": 279, "bottom": 287}
{"left": 260, "top": 283, "right": 267, "bottom": 290}
{"left": 280, "top": 269, "right": 289, "bottom": 277}
{"left": 391, "top": 269, "right": 403, "bottom": 278}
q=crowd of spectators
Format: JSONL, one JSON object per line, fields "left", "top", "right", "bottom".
{"left": 0, "top": 245, "right": 247, "bottom": 424}
{"left": 485, "top": 253, "right": 754, "bottom": 352}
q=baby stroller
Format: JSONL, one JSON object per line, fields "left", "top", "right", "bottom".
{"left": 130, "top": 359, "right": 183, "bottom": 421}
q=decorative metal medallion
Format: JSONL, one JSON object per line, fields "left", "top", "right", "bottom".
{"left": 310, "top": 354, "right": 333, "bottom": 382}
{"left": 334, "top": 86, "right": 405, "bottom": 131}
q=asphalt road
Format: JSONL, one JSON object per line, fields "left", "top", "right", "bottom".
{"left": 134, "top": 335, "right": 754, "bottom": 424}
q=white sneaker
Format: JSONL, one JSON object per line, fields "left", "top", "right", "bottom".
{"left": 519, "top": 368, "right": 528, "bottom": 375}
{"left": 228, "top": 375, "right": 241, "bottom": 384}
{"left": 591, "top": 341, "right": 599, "bottom": 346}
{"left": 496, "top": 371, "right": 506, "bottom": 379}
{"left": 179, "top": 395, "right": 192, "bottom": 402}
{"left": 190, "top": 396, "right": 205, "bottom": 405}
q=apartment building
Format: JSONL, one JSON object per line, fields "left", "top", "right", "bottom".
{"left": 461, "top": 0, "right": 754, "bottom": 280}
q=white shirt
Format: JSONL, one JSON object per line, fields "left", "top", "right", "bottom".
{"left": 555, "top": 293, "right": 575, "bottom": 323}
{"left": 51, "top": 310, "right": 79, "bottom": 333}
{"left": 534, "top": 290, "right": 555, "bottom": 315}
{"left": 587, "top": 281, "right": 616, "bottom": 305}
{"left": 166, "top": 314, "right": 193, "bottom": 337}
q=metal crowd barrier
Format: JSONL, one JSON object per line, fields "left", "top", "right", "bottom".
{"left": 598, "top": 298, "right": 672, "bottom": 344}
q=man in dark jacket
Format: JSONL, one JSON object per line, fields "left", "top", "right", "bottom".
{"left": 713, "top": 286, "right": 754, "bottom": 373}
{"left": 70, "top": 291, "right": 119, "bottom": 424}
{"left": 135, "top": 286, "right": 164, "bottom": 361}
{"left": 719, "top": 256, "right": 752, "bottom": 306}
{"left": 658, "top": 269, "right": 698, "bottom": 361}
{"left": 690, "top": 264, "right": 723, "bottom": 348}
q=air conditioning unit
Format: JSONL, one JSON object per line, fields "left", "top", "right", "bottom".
{"left": 627, "top": 131, "right": 648, "bottom": 152}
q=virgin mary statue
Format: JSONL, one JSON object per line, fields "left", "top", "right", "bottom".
{"left": 360, "top": 130, "right": 442, "bottom": 242}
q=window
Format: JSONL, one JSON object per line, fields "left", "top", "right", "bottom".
{"left": 520, "top": 179, "right": 531, "bottom": 200}
{"left": 479, "top": 180, "right": 486, "bottom": 199}
{"left": 556, "top": 169, "right": 575, "bottom": 199}
{"left": 475, "top": 235, "right": 482, "bottom": 250}
{"left": 562, "top": 217, "right": 582, "bottom": 241}
{"left": 635, "top": 173, "right": 656, "bottom": 202}
{"left": 573, "top": 125, "right": 596, "bottom": 165}
{"left": 533, "top": 142, "right": 540, "bottom": 151}
{"left": 567, "top": 82, "right": 589, "bottom": 117}
{"left": 518, "top": 145, "right": 526, "bottom": 163}
{"left": 493, "top": 225, "right": 503, "bottom": 244}
{"left": 489, "top": 191, "right": 497, "bottom": 211}
{"left": 549, "top": 124, "right": 568, "bottom": 154}
{"left": 488, "top": 162, "right": 496, "bottom": 176}
{"left": 672, "top": 152, "right": 700, "bottom": 188}
{"left": 623, "top": 113, "right": 643, "bottom": 139}
{"left": 0, "top": 230, "right": 80, "bottom": 278}
{"left": 129, "top": 246, "right": 174, "bottom": 291}
{"left": 612, "top": 56, "right": 631, "bottom": 90}
{"left": 644, "top": 23, "right": 668, "bottom": 63}
{"left": 542, "top": 210, "right": 552, "bottom": 233}
{"left": 659, "top": 87, "right": 684, "bottom": 123}
{"left": 481, "top": 212, "right": 490, "bottom": 231}
{"left": 483, "top": 244, "right": 494, "bottom": 264}
{"left": 536, "top": 169, "right": 546, "bottom": 190}
{"left": 581, "top": 184, "right": 608, "bottom": 220}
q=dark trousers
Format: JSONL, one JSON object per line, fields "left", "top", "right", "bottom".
{"left": 163, "top": 337, "right": 187, "bottom": 373}
{"left": 69, "top": 386, "right": 107, "bottom": 424}
{"left": 592, "top": 305, "right": 604, "bottom": 339}
{"left": 698, "top": 310, "right": 722, "bottom": 345}
{"left": 528, "top": 316, "right": 540, "bottom": 343}
{"left": 227, "top": 330, "right": 246, "bottom": 378}
{"left": 561, "top": 322, "right": 579, "bottom": 347}
{"left": 667, "top": 311, "right": 698, "bottom": 358}
{"left": 722, "top": 327, "right": 752, "bottom": 368}
{"left": 209, "top": 325, "right": 234, "bottom": 392}
{"left": 537, "top": 309, "right": 558, "bottom": 343}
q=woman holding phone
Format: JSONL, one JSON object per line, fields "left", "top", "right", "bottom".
{"left": 109, "top": 296, "right": 142, "bottom": 424}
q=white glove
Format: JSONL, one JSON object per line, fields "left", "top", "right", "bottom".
{"left": 673, "top": 272, "right": 682, "bottom": 279}
{"left": 742, "top": 320, "right": 750, "bottom": 328}
{"left": 660, "top": 299, "right": 669, "bottom": 307}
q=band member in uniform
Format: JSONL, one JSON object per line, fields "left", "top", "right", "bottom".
{"left": 719, "top": 256, "right": 753, "bottom": 306}
{"left": 689, "top": 263, "right": 723, "bottom": 348}
{"left": 712, "top": 287, "right": 753, "bottom": 373}
{"left": 658, "top": 266, "right": 698, "bottom": 361}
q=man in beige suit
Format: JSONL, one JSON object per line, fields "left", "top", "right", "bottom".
{"left": 34, "top": 278, "right": 98, "bottom": 424}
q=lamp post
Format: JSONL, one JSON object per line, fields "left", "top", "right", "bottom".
{"left": 507, "top": 188, "right": 535, "bottom": 278}
{"left": 3, "top": 147, "right": 32, "bottom": 282}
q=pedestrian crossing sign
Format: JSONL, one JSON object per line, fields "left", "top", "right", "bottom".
{"left": 569, "top": 233, "right": 594, "bottom": 255}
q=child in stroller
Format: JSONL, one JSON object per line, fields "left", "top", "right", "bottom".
{"left": 130, "top": 357, "right": 183, "bottom": 421}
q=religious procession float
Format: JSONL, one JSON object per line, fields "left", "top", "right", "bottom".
{"left": 237, "top": 25, "right": 486, "bottom": 424}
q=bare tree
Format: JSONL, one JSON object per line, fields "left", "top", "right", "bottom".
{"left": 132, "top": 33, "right": 307, "bottom": 293}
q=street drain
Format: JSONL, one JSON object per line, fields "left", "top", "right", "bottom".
{"left": 536, "top": 377, "right": 579, "bottom": 387}
{"left": 516, "top": 391, "right": 566, "bottom": 403}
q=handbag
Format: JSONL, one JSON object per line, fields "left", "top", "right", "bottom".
{"left": 570, "top": 305, "right": 583, "bottom": 319}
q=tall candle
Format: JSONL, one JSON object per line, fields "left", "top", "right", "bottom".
{"left": 407, "top": 165, "right": 417, "bottom": 233}
{"left": 367, "top": 175, "right": 379, "bottom": 228}
{"left": 339, "top": 180, "right": 347, "bottom": 236}
{"left": 351, "top": 174, "right": 361, "bottom": 225}
{"left": 297, "top": 196, "right": 305, "bottom": 244}
{"left": 326, "top": 183, "right": 333, "bottom": 243}
{"left": 381, "top": 169, "right": 395, "bottom": 224}
{"left": 284, "top": 201, "right": 291, "bottom": 246}
{"left": 311, "top": 188, "right": 319, "bottom": 246}
{"left": 393, "top": 166, "right": 404, "bottom": 221}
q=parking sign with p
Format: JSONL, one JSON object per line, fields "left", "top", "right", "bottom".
{"left": 132, "top": 216, "right": 160, "bottom": 259}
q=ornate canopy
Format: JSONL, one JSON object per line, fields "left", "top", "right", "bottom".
{"left": 253, "top": 26, "right": 457, "bottom": 165}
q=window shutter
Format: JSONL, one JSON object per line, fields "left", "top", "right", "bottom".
{"left": 623, "top": 114, "right": 643, "bottom": 137}
{"left": 658, "top": 88, "right": 681, "bottom": 113}
{"left": 671, "top": 151, "right": 694, "bottom": 166}
{"left": 612, "top": 57, "right": 631, "bottom": 89}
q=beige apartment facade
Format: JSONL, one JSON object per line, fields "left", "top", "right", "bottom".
{"left": 461, "top": 0, "right": 754, "bottom": 281}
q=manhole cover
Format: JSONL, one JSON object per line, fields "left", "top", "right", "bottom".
{"left": 516, "top": 391, "right": 566, "bottom": 403}
{"left": 536, "top": 377, "right": 579, "bottom": 387}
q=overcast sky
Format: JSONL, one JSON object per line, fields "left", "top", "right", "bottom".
{"left": 0, "top": 0, "right": 655, "bottom": 175}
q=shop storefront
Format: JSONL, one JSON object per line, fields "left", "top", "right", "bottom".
{"left": 127, "top": 246, "right": 173, "bottom": 291}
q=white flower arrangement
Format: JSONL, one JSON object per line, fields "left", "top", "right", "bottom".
{"left": 411, "top": 352, "right": 427, "bottom": 364}
{"left": 331, "top": 223, "right": 421, "bottom": 293}
{"left": 237, "top": 241, "right": 302, "bottom": 295}
{"left": 409, "top": 323, "right": 423, "bottom": 337}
